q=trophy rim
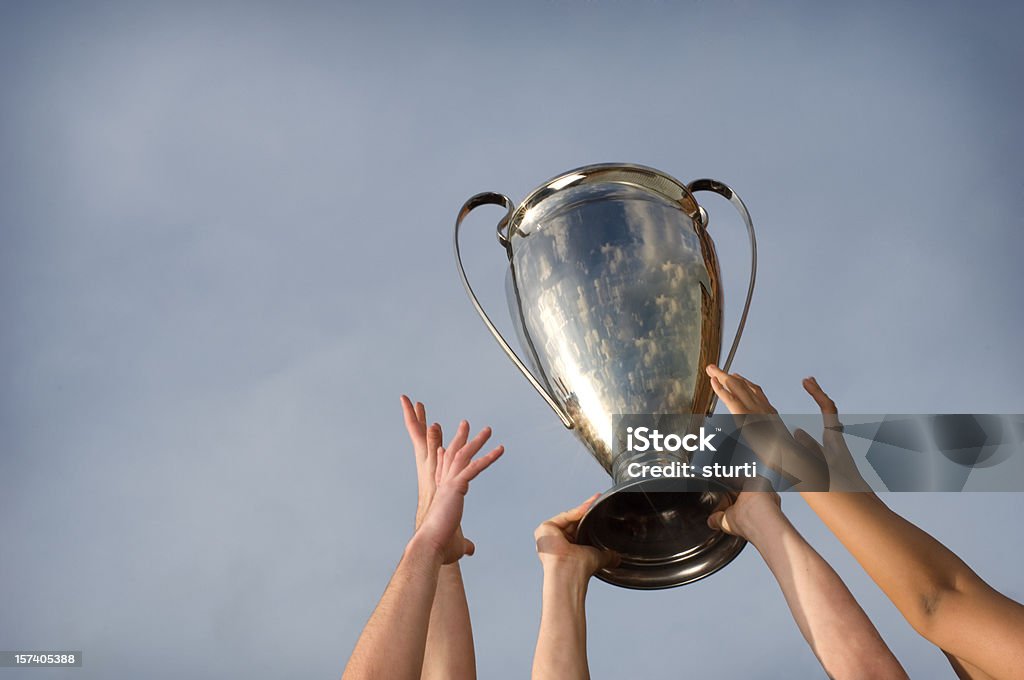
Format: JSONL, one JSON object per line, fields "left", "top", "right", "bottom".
{"left": 507, "top": 162, "right": 703, "bottom": 238}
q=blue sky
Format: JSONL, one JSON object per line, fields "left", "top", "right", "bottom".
{"left": 1, "top": 1, "right": 1022, "bottom": 677}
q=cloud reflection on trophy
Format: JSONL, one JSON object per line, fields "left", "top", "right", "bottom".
{"left": 455, "top": 165, "right": 757, "bottom": 589}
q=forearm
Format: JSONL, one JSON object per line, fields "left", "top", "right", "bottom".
{"left": 747, "top": 510, "right": 907, "bottom": 679}
{"left": 800, "top": 492, "right": 979, "bottom": 634}
{"left": 532, "top": 565, "right": 590, "bottom": 680}
{"left": 421, "top": 564, "right": 476, "bottom": 680}
{"left": 343, "top": 538, "right": 442, "bottom": 680}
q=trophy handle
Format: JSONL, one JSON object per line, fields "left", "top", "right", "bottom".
{"left": 687, "top": 179, "right": 758, "bottom": 389}
{"left": 454, "top": 192, "right": 575, "bottom": 429}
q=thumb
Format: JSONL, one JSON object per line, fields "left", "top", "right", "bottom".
{"left": 462, "top": 538, "right": 476, "bottom": 557}
{"left": 707, "top": 510, "right": 731, "bottom": 534}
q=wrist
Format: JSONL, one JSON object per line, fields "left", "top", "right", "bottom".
{"left": 404, "top": 532, "right": 445, "bottom": 570}
{"left": 741, "top": 508, "right": 794, "bottom": 548}
{"left": 541, "top": 556, "right": 593, "bottom": 589}
{"left": 542, "top": 563, "right": 590, "bottom": 605}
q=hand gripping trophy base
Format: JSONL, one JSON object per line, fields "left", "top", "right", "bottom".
{"left": 576, "top": 480, "right": 747, "bottom": 589}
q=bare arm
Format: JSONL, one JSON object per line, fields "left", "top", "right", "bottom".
{"left": 709, "top": 366, "right": 1024, "bottom": 680}
{"left": 343, "top": 537, "right": 444, "bottom": 680}
{"left": 802, "top": 490, "right": 1024, "bottom": 678}
{"left": 401, "top": 397, "right": 476, "bottom": 679}
{"left": 797, "top": 378, "right": 1024, "bottom": 680}
{"left": 709, "top": 489, "right": 908, "bottom": 679}
{"left": 531, "top": 496, "right": 617, "bottom": 680}
{"left": 534, "top": 567, "right": 591, "bottom": 680}
{"left": 343, "top": 419, "right": 504, "bottom": 680}
{"left": 423, "top": 566, "right": 475, "bottom": 679}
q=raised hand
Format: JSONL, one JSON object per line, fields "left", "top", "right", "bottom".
{"left": 534, "top": 495, "right": 619, "bottom": 579}
{"left": 796, "top": 379, "right": 1024, "bottom": 678}
{"left": 532, "top": 497, "right": 618, "bottom": 680}
{"left": 706, "top": 480, "right": 782, "bottom": 542}
{"left": 343, "top": 404, "right": 502, "bottom": 680}
{"left": 413, "top": 420, "right": 504, "bottom": 565}
{"left": 705, "top": 363, "right": 778, "bottom": 415}
{"left": 397, "top": 396, "right": 491, "bottom": 679}
{"left": 793, "top": 378, "right": 869, "bottom": 492}
{"left": 706, "top": 363, "right": 791, "bottom": 453}
{"left": 706, "top": 365, "right": 829, "bottom": 490}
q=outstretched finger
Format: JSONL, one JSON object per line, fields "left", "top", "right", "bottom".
{"left": 444, "top": 421, "right": 470, "bottom": 464}
{"left": 735, "top": 374, "right": 776, "bottom": 413}
{"left": 435, "top": 446, "right": 446, "bottom": 487}
{"left": 802, "top": 377, "right": 841, "bottom": 429}
{"left": 708, "top": 367, "right": 747, "bottom": 414}
{"left": 457, "top": 445, "right": 504, "bottom": 483}
{"left": 706, "top": 364, "right": 737, "bottom": 390}
{"left": 400, "top": 395, "right": 427, "bottom": 452}
{"left": 727, "top": 373, "right": 761, "bottom": 411}
{"left": 452, "top": 426, "right": 493, "bottom": 470}
{"left": 441, "top": 421, "right": 469, "bottom": 480}
{"left": 707, "top": 364, "right": 756, "bottom": 410}
{"left": 424, "top": 423, "right": 442, "bottom": 476}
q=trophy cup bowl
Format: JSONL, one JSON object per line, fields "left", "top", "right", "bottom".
{"left": 454, "top": 163, "right": 757, "bottom": 589}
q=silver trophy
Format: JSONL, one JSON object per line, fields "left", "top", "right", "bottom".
{"left": 454, "top": 164, "right": 757, "bottom": 589}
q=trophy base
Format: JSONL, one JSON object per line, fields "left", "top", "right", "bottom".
{"left": 576, "top": 479, "right": 746, "bottom": 589}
